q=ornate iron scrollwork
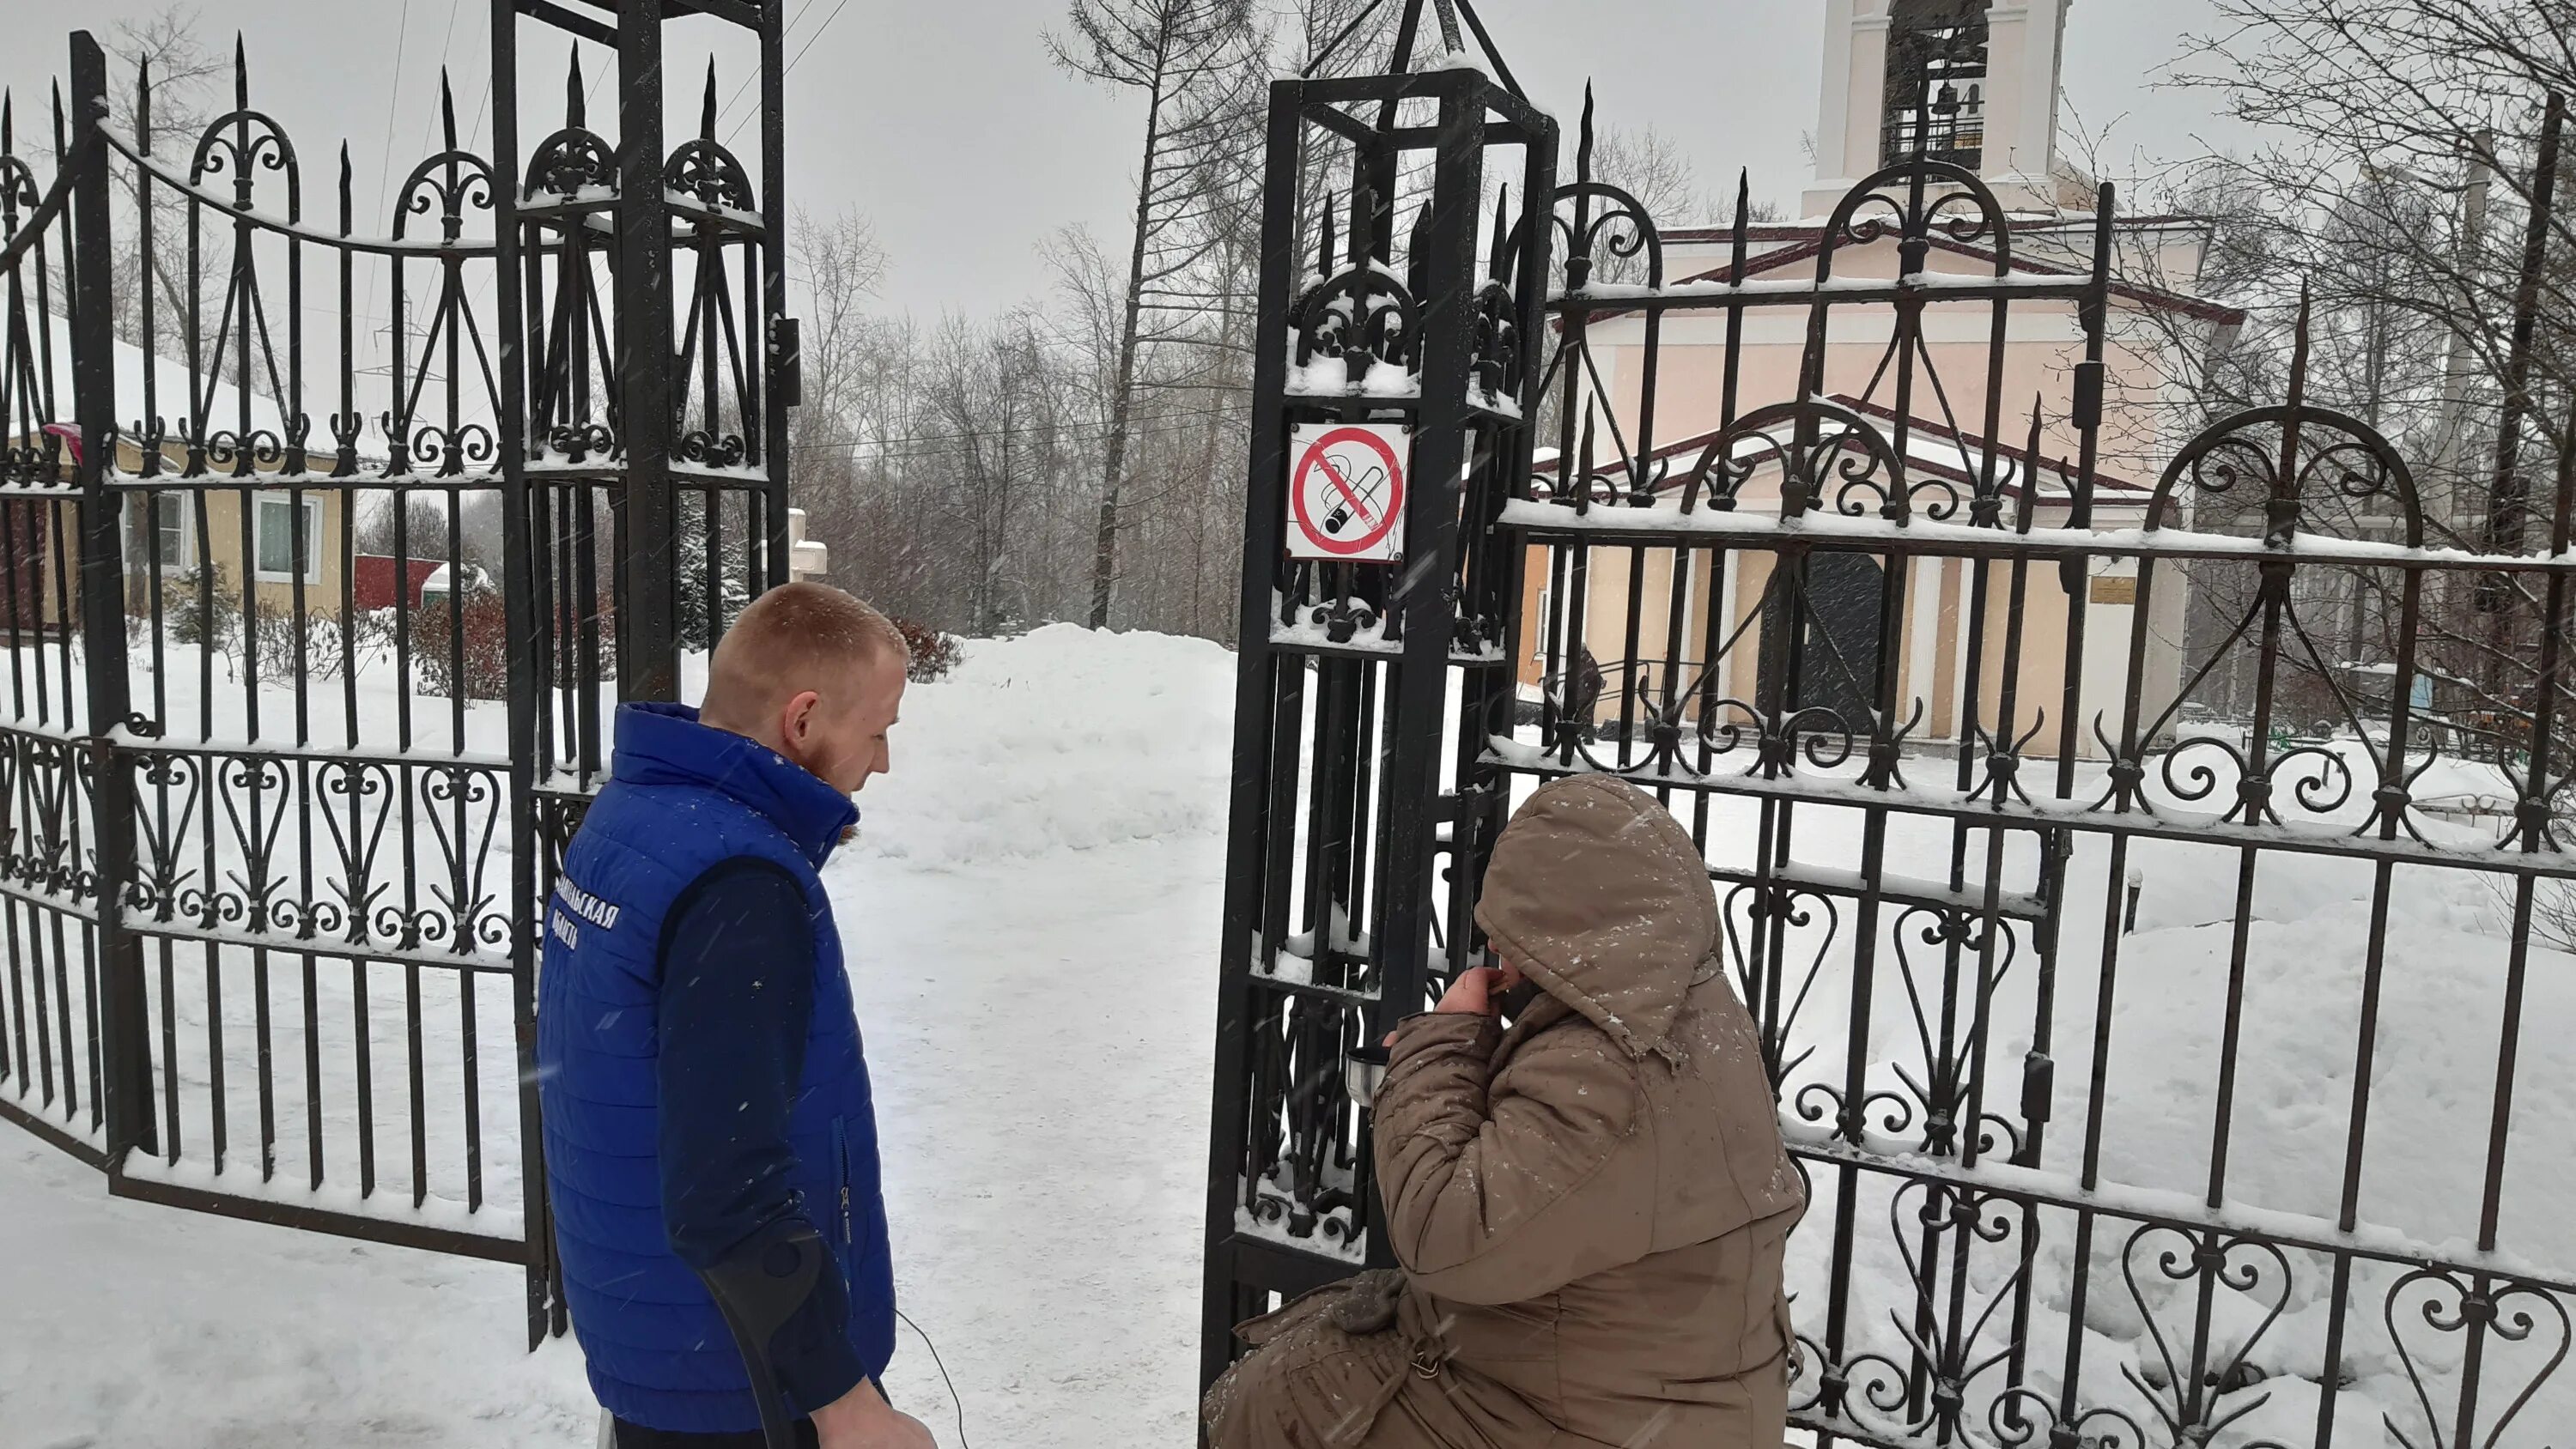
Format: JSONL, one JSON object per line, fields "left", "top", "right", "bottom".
{"left": 525, "top": 54, "right": 617, "bottom": 203}
{"left": 1292, "top": 261, "right": 1421, "bottom": 378}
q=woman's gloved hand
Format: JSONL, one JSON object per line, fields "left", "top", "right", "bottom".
{"left": 1326, "top": 1270, "right": 1407, "bottom": 1335}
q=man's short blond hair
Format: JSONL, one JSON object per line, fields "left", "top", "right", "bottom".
{"left": 703, "top": 583, "right": 909, "bottom": 724}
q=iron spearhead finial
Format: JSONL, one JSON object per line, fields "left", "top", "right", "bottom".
{"left": 2018, "top": 398, "right": 2045, "bottom": 534}
{"left": 1577, "top": 83, "right": 1595, "bottom": 186}
{"left": 2286, "top": 280, "right": 2314, "bottom": 412}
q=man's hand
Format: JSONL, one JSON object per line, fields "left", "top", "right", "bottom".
{"left": 1434, "top": 966, "right": 1504, "bottom": 1018}
{"left": 811, "top": 1380, "right": 936, "bottom": 1449}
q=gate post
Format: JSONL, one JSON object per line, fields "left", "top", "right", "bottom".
{"left": 66, "top": 29, "right": 153, "bottom": 1165}
{"left": 615, "top": 0, "right": 679, "bottom": 700}
{"left": 1201, "top": 78, "right": 1308, "bottom": 1391}
{"left": 1200, "top": 39, "right": 1556, "bottom": 1392}
{"left": 1363, "top": 70, "right": 1485, "bottom": 1235}
{"left": 759, "top": 6, "right": 794, "bottom": 591}
{"left": 488, "top": 0, "right": 555, "bottom": 1349}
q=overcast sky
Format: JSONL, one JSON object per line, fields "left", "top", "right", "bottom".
{"left": 2, "top": 0, "right": 2257, "bottom": 318}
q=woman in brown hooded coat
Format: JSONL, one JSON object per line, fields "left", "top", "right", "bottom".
{"left": 1204, "top": 774, "right": 1807, "bottom": 1449}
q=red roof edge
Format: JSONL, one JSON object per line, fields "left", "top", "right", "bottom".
{"left": 1639, "top": 233, "right": 2245, "bottom": 328}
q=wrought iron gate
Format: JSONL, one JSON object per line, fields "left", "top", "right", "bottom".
{"left": 0, "top": 0, "right": 794, "bottom": 1346}
{"left": 1206, "top": 12, "right": 2576, "bottom": 1449}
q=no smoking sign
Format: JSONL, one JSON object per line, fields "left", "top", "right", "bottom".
{"left": 1287, "top": 423, "right": 1408, "bottom": 563}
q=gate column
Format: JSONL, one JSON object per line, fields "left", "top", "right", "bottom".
{"left": 67, "top": 29, "right": 155, "bottom": 1167}
{"left": 615, "top": 0, "right": 680, "bottom": 701}
{"left": 1200, "top": 15, "right": 1556, "bottom": 1388}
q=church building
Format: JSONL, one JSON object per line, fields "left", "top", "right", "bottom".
{"left": 1523, "top": 0, "right": 2245, "bottom": 759}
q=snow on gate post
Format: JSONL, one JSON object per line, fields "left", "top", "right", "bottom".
{"left": 1200, "top": 1, "right": 1557, "bottom": 1394}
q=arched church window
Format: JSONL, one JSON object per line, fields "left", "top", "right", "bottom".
{"left": 1881, "top": 0, "right": 1990, "bottom": 168}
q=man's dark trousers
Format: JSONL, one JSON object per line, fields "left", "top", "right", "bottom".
{"left": 610, "top": 1416, "right": 819, "bottom": 1448}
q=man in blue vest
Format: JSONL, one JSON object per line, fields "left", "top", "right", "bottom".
{"left": 538, "top": 582, "right": 934, "bottom": 1449}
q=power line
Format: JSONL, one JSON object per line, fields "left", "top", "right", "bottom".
{"left": 710, "top": 0, "right": 820, "bottom": 136}
{"left": 361, "top": 0, "right": 417, "bottom": 331}
{"left": 413, "top": 0, "right": 468, "bottom": 160}
{"left": 722, "top": 0, "right": 858, "bottom": 149}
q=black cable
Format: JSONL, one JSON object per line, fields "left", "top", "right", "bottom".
{"left": 896, "top": 1308, "right": 970, "bottom": 1449}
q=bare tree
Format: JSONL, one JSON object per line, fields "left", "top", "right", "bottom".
{"left": 763, "top": 0, "right": 1468, "bottom": 646}
{"left": 103, "top": 7, "right": 228, "bottom": 370}
{"left": 788, "top": 208, "right": 889, "bottom": 439}
{"left": 1303, "top": 0, "right": 1406, "bottom": 74}
{"left": 920, "top": 312, "right": 1084, "bottom": 634}
{"left": 2125, "top": 0, "right": 2575, "bottom": 752}
{"left": 1048, "top": 0, "right": 1263, "bottom": 627}
{"left": 784, "top": 207, "right": 888, "bottom": 600}
{"left": 1588, "top": 123, "right": 1712, "bottom": 235}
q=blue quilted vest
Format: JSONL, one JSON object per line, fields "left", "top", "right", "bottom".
{"left": 537, "top": 703, "right": 894, "bottom": 1434}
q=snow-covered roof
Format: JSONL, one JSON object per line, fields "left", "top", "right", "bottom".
{"left": 14, "top": 314, "right": 404, "bottom": 466}
{"left": 422, "top": 562, "right": 493, "bottom": 595}
{"left": 22, "top": 312, "right": 293, "bottom": 441}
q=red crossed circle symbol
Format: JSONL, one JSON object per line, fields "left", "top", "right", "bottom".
{"left": 1290, "top": 427, "right": 1405, "bottom": 558}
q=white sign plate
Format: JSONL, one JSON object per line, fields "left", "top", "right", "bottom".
{"left": 1286, "top": 422, "right": 1408, "bottom": 563}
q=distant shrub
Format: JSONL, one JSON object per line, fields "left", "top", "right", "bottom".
{"left": 165, "top": 566, "right": 241, "bottom": 655}
{"left": 411, "top": 591, "right": 511, "bottom": 701}
{"left": 891, "top": 615, "right": 962, "bottom": 683}
{"left": 253, "top": 609, "right": 372, "bottom": 683}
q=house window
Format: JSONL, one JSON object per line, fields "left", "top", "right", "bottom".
{"left": 254, "top": 495, "right": 325, "bottom": 584}
{"left": 1882, "top": 0, "right": 1990, "bottom": 169}
{"left": 137, "top": 494, "right": 193, "bottom": 574}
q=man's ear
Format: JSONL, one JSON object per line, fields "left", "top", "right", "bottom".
{"left": 780, "top": 690, "right": 821, "bottom": 748}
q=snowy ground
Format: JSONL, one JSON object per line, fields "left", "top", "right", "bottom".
{"left": 7, "top": 624, "right": 2574, "bottom": 1447}
{"left": 3, "top": 626, "right": 1233, "bottom": 1449}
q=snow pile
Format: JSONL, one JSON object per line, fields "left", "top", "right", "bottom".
{"left": 848, "top": 623, "right": 1240, "bottom": 867}
{"left": 0, "top": 1134, "right": 598, "bottom": 1449}
{"left": 2069, "top": 842, "right": 2576, "bottom": 1440}
{"left": 11, "top": 617, "right": 2574, "bottom": 1449}
{"left": 3, "top": 621, "right": 1237, "bottom": 1449}
{"left": 1757, "top": 785, "right": 2576, "bottom": 1447}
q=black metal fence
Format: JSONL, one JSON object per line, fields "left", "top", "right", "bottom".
{"left": 1206, "top": 9, "right": 2576, "bottom": 1447}
{"left": 0, "top": 0, "right": 792, "bottom": 1347}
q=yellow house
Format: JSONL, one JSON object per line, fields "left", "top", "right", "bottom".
{"left": 10, "top": 318, "right": 354, "bottom": 630}
{"left": 118, "top": 444, "right": 351, "bottom": 621}
{"left": 4, "top": 437, "right": 354, "bottom": 633}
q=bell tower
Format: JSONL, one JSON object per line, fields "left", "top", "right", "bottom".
{"left": 1803, "top": 0, "right": 2076, "bottom": 218}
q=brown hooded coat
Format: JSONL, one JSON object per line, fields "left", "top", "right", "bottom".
{"left": 1204, "top": 774, "right": 1807, "bottom": 1449}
